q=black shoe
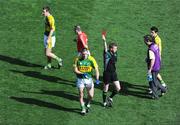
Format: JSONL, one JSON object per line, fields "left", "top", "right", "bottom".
{"left": 106, "top": 97, "right": 113, "bottom": 107}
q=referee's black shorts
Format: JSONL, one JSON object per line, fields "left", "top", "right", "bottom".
{"left": 103, "top": 71, "right": 118, "bottom": 84}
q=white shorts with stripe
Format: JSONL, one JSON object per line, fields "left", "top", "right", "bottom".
{"left": 76, "top": 78, "right": 94, "bottom": 89}
{"left": 44, "top": 35, "right": 56, "bottom": 49}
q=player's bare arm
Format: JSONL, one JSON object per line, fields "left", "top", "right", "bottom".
{"left": 74, "top": 66, "right": 83, "bottom": 75}
{"left": 102, "top": 34, "right": 108, "bottom": 52}
{"left": 95, "top": 67, "right": 99, "bottom": 81}
{"left": 47, "top": 28, "right": 54, "bottom": 43}
{"left": 148, "top": 58, "right": 155, "bottom": 74}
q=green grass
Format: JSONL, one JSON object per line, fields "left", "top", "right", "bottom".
{"left": 0, "top": 0, "right": 180, "bottom": 125}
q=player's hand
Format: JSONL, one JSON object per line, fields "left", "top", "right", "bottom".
{"left": 147, "top": 73, "right": 152, "bottom": 81}
{"left": 102, "top": 35, "right": 106, "bottom": 41}
{"left": 47, "top": 37, "right": 51, "bottom": 43}
{"left": 82, "top": 73, "right": 88, "bottom": 78}
{"left": 102, "top": 31, "right": 106, "bottom": 41}
{"left": 84, "top": 45, "right": 88, "bottom": 49}
{"left": 95, "top": 80, "right": 100, "bottom": 85}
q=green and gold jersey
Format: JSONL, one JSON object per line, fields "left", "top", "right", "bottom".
{"left": 44, "top": 15, "right": 55, "bottom": 36}
{"left": 73, "top": 56, "right": 98, "bottom": 78}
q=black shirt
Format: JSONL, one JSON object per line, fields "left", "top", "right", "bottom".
{"left": 103, "top": 50, "right": 117, "bottom": 72}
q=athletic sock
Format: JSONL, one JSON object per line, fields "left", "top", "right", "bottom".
{"left": 160, "top": 80, "right": 165, "bottom": 84}
{"left": 103, "top": 91, "right": 107, "bottom": 103}
{"left": 81, "top": 103, "right": 85, "bottom": 110}
{"left": 54, "top": 56, "right": 61, "bottom": 62}
{"left": 86, "top": 100, "right": 91, "bottom": 106}
{"left": 47, "top": 63, "right": 51, "bottom": 68}
{"left": 160, "top": 80, "right": 166, "bottom": 87}
{"left": 110, "top": 90, "right": 118, "bottom": 98}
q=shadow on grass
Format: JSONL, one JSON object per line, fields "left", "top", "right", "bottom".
{"left": 98, "top": 76, "right": 151, "bottom": 99}
{"left": 0, "top": 54, "right": 42, "bottom": 67}
{"left": 10, "top": 96, "right": 80, "bottom": 114}
{"left": 120, "top": 81, "right": 151, "bottom": 99}
{"left": 22, "top": 90, "right": 102, "bottom": 106}
{"left": 10, "top": 70, "right": 76, "bottom": 87}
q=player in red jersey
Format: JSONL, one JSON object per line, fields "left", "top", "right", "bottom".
{"left": 74, "top": 25, "right": 90, "bottom": 56}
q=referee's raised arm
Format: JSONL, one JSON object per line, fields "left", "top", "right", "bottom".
{"left": 102, "top": 33, "right": 108, "bottom": 52}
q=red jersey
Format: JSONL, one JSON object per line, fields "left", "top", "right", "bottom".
{"left": 77, "top": 32, "right": 88, "bottom": 52}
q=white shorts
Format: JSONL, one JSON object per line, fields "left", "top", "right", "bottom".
{"left": 44, "top": 35, "right": 56, "bottom": 48}
{"left": 76, "top": 78, "right": 94, "bottom": 89}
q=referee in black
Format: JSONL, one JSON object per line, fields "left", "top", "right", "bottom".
{"left": 102, "top": 34, "right": 121, "bottom": 107}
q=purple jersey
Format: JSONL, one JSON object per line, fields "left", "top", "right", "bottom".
{"left": 147, "top": 43, "right": 161, "bottom": 71}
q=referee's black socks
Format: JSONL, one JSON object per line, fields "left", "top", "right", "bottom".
{"left": 110, "top": 90, "right": 118, "bottom": 98}
{"left": 102, "top": 91, "right": 107, "bottom": 103}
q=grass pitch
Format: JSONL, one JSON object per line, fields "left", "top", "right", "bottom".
{"left": 0, "top": 0, "right": 180, "bottom": 125}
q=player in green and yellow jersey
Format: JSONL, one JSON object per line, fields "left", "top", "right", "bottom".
{"left": 73, "top": 48, "right": 99, "bottom": 115}
{"left": 150, "top": 26, "right": 167, "bottom": 88}
{"left": 42, "top": 6, "right": 62, "bottom": 69}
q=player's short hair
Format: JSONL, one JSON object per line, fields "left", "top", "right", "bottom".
{"left": 144, "top": 34, "right": 154, "bottom": 43}
{"left": 81, "top": 48, "right": 88, "bottom": 53}
{"left": 74, "top": 25, "right": 81, "bottom": 32}
{"left": 150, "top": 26, "right": 159, "bottom": 33}
{"left": 109, "top": 42, "right": 117, "bottom": 49}
{"left": 43, "top": 6, "right": 50, "bottom": 12}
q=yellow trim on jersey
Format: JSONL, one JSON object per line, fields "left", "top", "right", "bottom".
{"left": 45, "top": 15, "right": 55, "bottom": 33}
{"left": 154, "top": 35, "right": 162, "bottom": 55}
{"left": 88, "top": 56, "right": 98, "bottom": 69}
